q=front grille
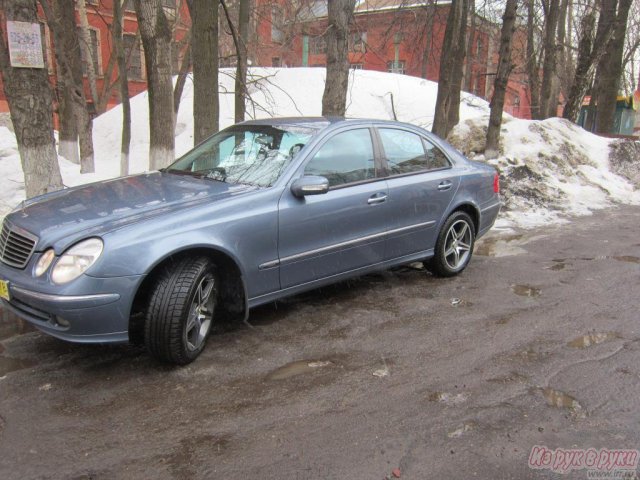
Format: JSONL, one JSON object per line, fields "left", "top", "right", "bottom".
{"left": 0, "top": 221, "right": 38, "bottom": 269}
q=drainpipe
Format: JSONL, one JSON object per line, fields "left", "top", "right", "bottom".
{"left": 302, "top": 35, "right": 309, "bottom": 67}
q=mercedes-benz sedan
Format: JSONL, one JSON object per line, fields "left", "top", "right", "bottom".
{"left": 0, "top": 118, "right": 500, "bottom": 364}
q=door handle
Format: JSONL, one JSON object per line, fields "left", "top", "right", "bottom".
{"left": 437, "top": 181, "right": 452, "bottom": 191}
{"left": 367, "top": 193, "right": 387, "bottom": 205}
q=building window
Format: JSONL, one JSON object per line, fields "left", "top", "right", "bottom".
{"left": 77, "top": 27, "right": 101, "bottom": 76}
{"left": 272, "top": 57, "right": 282, "bottom": 67}
{"left": 309, "top": 34, "right": 327, "bottom": 55}
{"left": 271, "top": 5, "right": 284, "bottom": 43}
{"left": 123, "top": 34, "right": 143, "bottom": 81}
{"left": 387, "top": 60, "right": 405, "bottom": 74}
{"left": 349, "top": 31, "right": 367, "bottom": 52}
{"left": 123, "top": 0, "right": 174, "bottom": 10}
{"left": 350, "top": 63, "right": 363, "bottom": 69}
{"left": 476, "top": 37, "right": 484, "bottom": 59}
{"left": 219, "top": 56, "right": 236, "bottom": 68}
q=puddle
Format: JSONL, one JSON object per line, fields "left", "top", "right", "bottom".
{"left": 0, "top": 356, "right": 37, "bottom": 376}
{"left": 511, "top": 284, "right": 541, "bottom": 297}
{"left": 474, "top": 234, "right": 527, "bottom": 257}
{"left": 487, "top": 371, "right": 529, "bottom": 384}
{"left": 547, "top": 260, "right": 567, "bottom": 272}
{"left": 541, "top": 387, "right": 583, "bottom": 411}
{"left": 612, "top": 256, "right": 640, "bottom": 264}
{"left": 568, "top": 332, "right": 621, "bottom": 348}
{"left": 428, "top": 391, "right": 467, "bottom": 405}
{"left": 447, "top": 420, "right": 477, "bottom": 438}
{"left": 267, "top": 359, "right": 333, "bottom": 380}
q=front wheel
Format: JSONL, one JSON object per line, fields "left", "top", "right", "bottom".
{"left": 145, "top": 257, "right": 218, "bottom": 365}
{"left": 425, "top": 211, "right": 475, "bottom": 277}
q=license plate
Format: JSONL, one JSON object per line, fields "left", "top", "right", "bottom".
{"left": 0, "top": 280, "right": 9, "bottom": 301}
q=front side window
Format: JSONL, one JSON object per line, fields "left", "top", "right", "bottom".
{"left": 304, "top": 129, "right": 375, "bottom": 187}
{"left": 379, "top": 128, "right": 449, "bottom": 175}
{"left": 168, "top": 125, "right": 322, "bottom": 187}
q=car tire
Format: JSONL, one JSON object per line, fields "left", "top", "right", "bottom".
{"left": 145, "top": 256, "right": 218, "bottom": 365}
{"left": 425, "top": 211, "right": 475, "bottom": 278}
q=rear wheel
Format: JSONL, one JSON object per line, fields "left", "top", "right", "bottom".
{"left": 145, "top": 256, "right": 218, "bottom": 365}
{"left": 425, "top": 211, "right": 475, "bottom": 277}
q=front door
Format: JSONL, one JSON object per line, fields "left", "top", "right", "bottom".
{"left": 278, "top": 127, "right": 389, "bottom": 289}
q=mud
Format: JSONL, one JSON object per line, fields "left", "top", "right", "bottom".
{"left": 0, "top": 206, "right": 639, "bottom": 479}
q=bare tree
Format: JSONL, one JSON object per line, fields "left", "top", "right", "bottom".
{"left": 0, "top": 0, "right": 63, "bottom": 198}
{"left": 173, "top": 29, "right": 192, "bottom": 116}
{"left": 235, "top": 0, "right": 250, "bottom": 123}
{"left": 321, "top": 0, "right": 356, "bottom": 117}
{"left": 486, "top": 0, "right": 518, "bottom": 159}
{"left": 113, "top": 0, "right": 131, "bottom": 176}
{"left": 562, "top": 2, "right": 611, "bottom": 122}
{"left": 463, "top": 0, "right": 476, "bottom": 92}
{"left": 135, "top": 0, "right": 175, "bottom": 170}
{"left": 526, "top": 0, "right": 542, "bottom": 119}
{"left": 539, "top": 0, "right": 560, "bottom": 119}
{"left": 190, "top": 0, "right": 220, "bottom": 142}
{"left": 594, "top": 0, "right": 632, "bottom": 134}
{"left": 39, "top": 0, "right": 95, "bottom": 173}
{"left": 432, "top": 0, "right": 469, "bottom": 138}
{"left": 76, "top": 0, "right": 100, "bottom": 107}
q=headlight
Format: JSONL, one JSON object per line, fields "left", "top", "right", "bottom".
{"left": 51, "top": 238, "right": 103, "bottom": 285}
{"left": 34, "top": 249, "right": 55, "bottom": 277}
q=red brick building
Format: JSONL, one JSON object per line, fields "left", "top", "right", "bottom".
{"left": 0, "top": 0, "right": 190, "bottom": 116}
{"left": 251, "top": 0, "right": 533, "bottom": 119}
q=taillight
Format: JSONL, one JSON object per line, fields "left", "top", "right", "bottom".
{"left": 493, "top": 173, "right": 500, "bottom": 194}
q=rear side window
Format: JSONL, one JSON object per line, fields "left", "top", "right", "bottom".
{"left": 423, "top": 137, "right": 451, "bottom": 170}
{"left": 304, "top": 128, "right": 375, "bottom": 187}
{"left": 379, "top": 128, "right": 450, "bottom": 175}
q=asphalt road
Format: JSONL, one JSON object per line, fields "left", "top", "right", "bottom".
{"left": 0, "top": 205, "right": 639, "bottom": 480}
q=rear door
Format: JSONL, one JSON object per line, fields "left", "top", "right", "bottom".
{"left": 376, "top": 127, "right": 460, "bottom": 260}
{"left": 277, "top": 127, "right": 389, "bottom": 289}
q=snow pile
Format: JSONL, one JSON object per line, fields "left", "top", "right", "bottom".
{"left": 0, "top": 67, "right": 637, "bottom": 229}
{"left": 449, "top": 115, "right": 640, "bottom": 228}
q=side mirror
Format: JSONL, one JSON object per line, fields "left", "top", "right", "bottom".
{"left": 291, "top": 176, "right": 330, "bottom": 197}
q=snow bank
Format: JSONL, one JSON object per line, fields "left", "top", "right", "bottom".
{"left": 449, "top": 115, "right": 640, "bottom": 228}
{"left": 0, "top": 67, "right": 637, "bottom": 230}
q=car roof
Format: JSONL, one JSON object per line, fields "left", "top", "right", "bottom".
{"left": 239, "top": 116, "right": 422, "bottom": 130}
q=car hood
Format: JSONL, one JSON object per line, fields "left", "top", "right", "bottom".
{"left": 6, "top": 172, "right": 256, "bottom": 251}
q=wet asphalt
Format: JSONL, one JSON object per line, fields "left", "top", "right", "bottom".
{"left": 0, "top": 205, "right": 639, "bottom": 480}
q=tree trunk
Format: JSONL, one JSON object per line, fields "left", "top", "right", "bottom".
{"left": 420, "top": 4, "right": 435, "bottom": 80}
{"left": 594, "top": 0, "right": 632, "bottom": 134}
{"left": 321, "top": 0, "right": 356, "bottom": 117}
{"left": 77, "top": 0, "right": 100, "bottom": 106}
{"left": 562, "top": 5, "right": 598, "bottom": 122}
{"left": 539, "top": 0, "right": 560, "bottom": 119}
{"left": 173, "top": 30, "right": 192, "bottom": 117}
{"left": 114, "top": 0, "right": 131, "bottom": 176}
{"left": 550, "top": 0, "right": 569, "bottom": 113}
{"left": 41, "top": 0, "right": 95, "bottom": 173}
{"left": 463, "top": 0, "right": 476, "bottom": 92}
{"left": 0, "top": 0, "right": 63, "bottom": 198}
{"left": 486, "top": 0, "right": 517, "bottom": 159}
{"left": 235, "top": 0, "right": 249, "bottom": 123}
{"left": 135, "top": 0, "right": 175, "bottom": 170}
{"left": 432, "top": 0, "right": 469, "bottom": 139}
{"left": 54, "top": 0, "right": 81, "bottom": 164}
{"left": 526, "top": 0, "right": 541, "bottom": 119}
{"left": 190, "top": 0, "right": 219, "bottom": 143}
{"left": 56, "top": 62, "right": 79, "bottom": 164}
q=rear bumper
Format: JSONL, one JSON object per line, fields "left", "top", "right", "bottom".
{"left": 478, "top": 199, "right": 502, "bottom": 238}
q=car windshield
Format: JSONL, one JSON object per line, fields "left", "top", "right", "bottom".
{"left": 166, "top": 124, "right": 322, "bottom": 187}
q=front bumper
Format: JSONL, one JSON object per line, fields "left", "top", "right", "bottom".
{"left": 0, "top": 267, "right": 143, "bottom": 343}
